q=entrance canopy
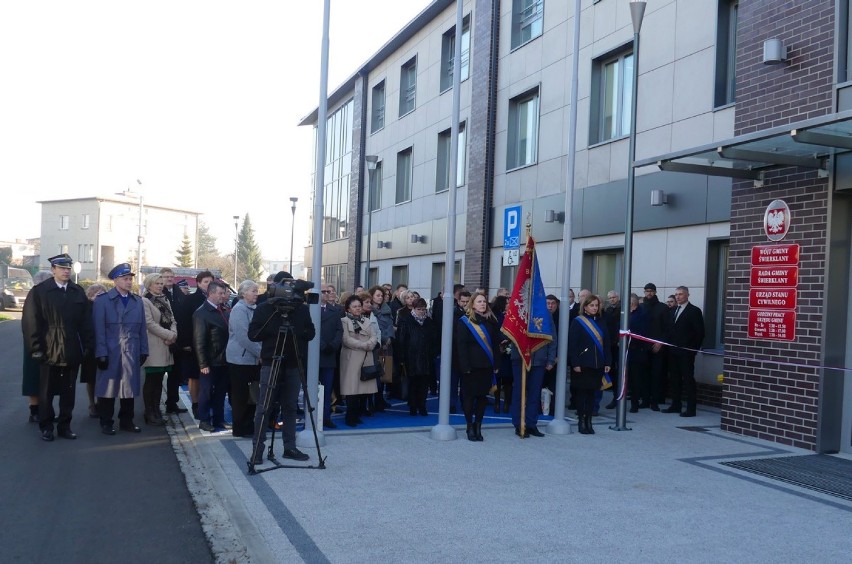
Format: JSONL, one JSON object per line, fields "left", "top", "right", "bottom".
{"left": 635, "top": 110, "right": 852, "bottom": 182}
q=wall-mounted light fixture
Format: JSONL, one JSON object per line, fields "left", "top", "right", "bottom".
{"left": 544, "top": 209, "right": 565, "bottom": 223}
{"left": 650, "top": 189, "right": 668, "bottom": 206}
{"left": 410, "top": 234, "right": 426, "bottom": 244}
{"left": 377, "top": 240, "right": 391, "bottom": 249}
{"left": 763, "top": 38, "right": 788, "bottom": 65}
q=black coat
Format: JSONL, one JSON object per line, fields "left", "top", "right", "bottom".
{"left": 396, "top": 314, "right": 437, "bottom": 375}
{"left": 193, "top": 301, "right": 230, "bottom": 368}
{"left": 453, "top": 314, "right": 501, "bottom": 373}
{"left": 642, "top": 295, "right": 671, "bottom": 342}
{"left": 163, "top": 285, "right": 184, "bottom": 312}
{"left": 318, "top": 303, "right": 343, "bottom": 368}
{"left": 248, "top": 301, "right": 315, "bottom": 369}
{"left": 21, "top": 278, "right": 93, "bottom": 367}
{"left": 568, "top": 315, "right": 612, "bottom": 370}
{"left": 177, "top": 289, "right": 207, "bottom": 349}
{"left": 669, "top": 302, "right": 705, "bottom": 356}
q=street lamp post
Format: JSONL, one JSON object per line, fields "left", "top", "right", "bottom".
{"left": 115, "top": 181, "right": 144, "bottom": 288}
{"left": 613, "top": 0, "right": 646, "bottom": 432}
{"left": 365, "top": 155, "right": 379, "bottom": 287}
{"left": 233, "top": 215, "right": 240, "bottom": 286}
{"left": 289, "top": 197, "right": 298, "bottom": 274}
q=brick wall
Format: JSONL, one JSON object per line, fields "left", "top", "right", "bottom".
{"left": 723, "top": 0, "right": 834, "bottom": 450}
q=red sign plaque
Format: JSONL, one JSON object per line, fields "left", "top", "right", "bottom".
{"left": 750, "top": 266, "right": 799, "bottom": 288}
{"left": 748, "top": 310, "right": 796, "bottom": 341}
{"left": 751, "top": 244, "right": 800, "bottom": 266}
{"left": 749, "top": 288, "right": 797, "bottom": 310}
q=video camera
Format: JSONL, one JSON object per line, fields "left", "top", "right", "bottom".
{"left": 267, "top": 278, "right": 319, "bottom": 310}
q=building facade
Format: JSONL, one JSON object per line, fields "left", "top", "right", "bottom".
{"left": 39, "top": 196, "right": 201, "bottom": 280}
{"left": 303, "top": 0, "right": 852, "bottom": 454}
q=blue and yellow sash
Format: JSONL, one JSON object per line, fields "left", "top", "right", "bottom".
{"left": 576, "top": 315, "right": 612, "bottom": 390}
{"left": 461, "top": 316, "right": 494, "bottom": 367}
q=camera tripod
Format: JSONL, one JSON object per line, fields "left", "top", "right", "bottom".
{"left": 247, "top": 309, "right": 326, "bottom": 475}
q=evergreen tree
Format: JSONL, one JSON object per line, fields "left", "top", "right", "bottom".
{"left": 197, "top": 220, "right": 219, "bottom": 264}
{"left": 174, "top": 233, "right": 194, "bottom": 267}
{"left": 237, "top": 214, "right": 264, "bottom": 282}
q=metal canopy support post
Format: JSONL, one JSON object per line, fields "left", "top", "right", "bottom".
{"left": 658, "top": 160, "right": 765, "bottom": 181}
{"left": 791, "top": 129, "right": 852, "bottom": 150}
{"left": 717, "top": 147, "right": 823, "bottom": 169}
{"left": 613, "top": 0, "right": 646, "bottom": 432}
{"left": 298, "top": 0, "right": 330, "bottom": 449}
{"left": 548, "top": 0, "right": 582, "bottom": 436}
{"left": 431, "top": 0, "right": 463, "bottom": 441}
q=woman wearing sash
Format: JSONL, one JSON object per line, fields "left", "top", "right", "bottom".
{"left": 454, "top": 292, "right": 502, "bottom": 441}
{"left": 568, "top": 294, "right": 612, "bottom": 435}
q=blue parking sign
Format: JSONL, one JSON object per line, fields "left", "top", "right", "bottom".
{"left": 503, "top": 206, "right": 521, "bottom": 249}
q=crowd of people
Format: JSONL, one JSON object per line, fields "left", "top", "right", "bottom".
{"left": 21, "top": 252, "right": 705, "bottom": 453}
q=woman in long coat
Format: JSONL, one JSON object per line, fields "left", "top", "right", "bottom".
{"left": 396, "top": 297, "right": 437, "bottom": 416}
{"left": 94, "top": 263, "right": 149, "bottom": 434}
{"left": 339, "top": 294, "right": 378, "bottom": 427}
{"left": 141, "top": 273, "right": 177, "bottom": 427}
{"left": 568, "top": 294, "right": 612, "bottom": 435}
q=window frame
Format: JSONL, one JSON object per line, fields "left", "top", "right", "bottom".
{"left": 506, "top": 88, "right": 540, "bottom": 171}
{"left": 371, "top": 80, "right": 386, "bottom": 133}
{"left": 59, "top": 215, "right": 70, "bottom": 230}
{"left": 399, "top": 57, "right": 417, "bottom": 117}
{"left": 395, "top": 147, "right": 413, "bottom": 204}
{"left": 368, "top": 160, "right": 383, "bottom": 212}
{"left": 714, "top": 0, "right": 738, "bottom": 108}
{"left": 511, "top": 0, "right": 544, "bottom": 51}
{"left": 440, "top": 15, "right": 471, "bottom": 93}
{"left": 436, "top": 121, "right": 467, "bottom": 192}
{"left": 391, "top": 265, "right": 409, "bottom": 289}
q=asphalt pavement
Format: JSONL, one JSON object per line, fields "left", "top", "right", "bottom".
{"left": 0, "top": 317, "right": 213, "bottom": 563}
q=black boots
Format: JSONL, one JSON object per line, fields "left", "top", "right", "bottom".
{"left": 345, "top": 396, "right": 361, "bottom": 427}
{"left": 578, "top": 415, "right": 595, "bottom": 435}
{"left": 466, "top": 423, "right": 476, "bottom": 441}
{"left": 466, "top": 421, "right": 483, "bottom": 442}
{"left": 585, "top": 415, "right": 595, "bottom": 434}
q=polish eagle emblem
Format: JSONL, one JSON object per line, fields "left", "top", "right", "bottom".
{"left": 766, "top": 209, "right": 785, "bottom": 234}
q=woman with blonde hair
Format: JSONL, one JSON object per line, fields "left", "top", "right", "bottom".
{"left": 568, "top": 293, "right": 612, "bottom": 435}
{"left": 141, "top": 273, "right": 177, "bottom": 426}
{"left": 454, "top": 292, "right": 503, "bottom": 441}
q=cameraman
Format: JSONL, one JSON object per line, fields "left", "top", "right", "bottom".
{"left": 248, "top": 272, "right": 316, "bottom": 463}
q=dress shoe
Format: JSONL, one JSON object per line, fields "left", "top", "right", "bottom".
{"left": 650, "top": 403, "right": 660, "bottom": 412}
{"left": 514, "top": 427, "right": 529, "bottom": 438}
{"left": 528, "top": 427, "right": 545, "bottom": 437}
{"left": 662, "top": 405, "right": 682, "bottom": 414}
{"left": 120, "top": 422, "right": 142, "bottom": 433}
{"left": 323, "top": 419, "right": 337, "bottom": 429}
{"left": 680, "top": 410, "right": 696, "bottom": 418}
{"left": 605, "top": 400, "right": 617, "bottom": 409}
{"left": 466, "top": 424, "right": 477, "bottom": 441}
{"left": 282, "top": 448, "right": 310, "bottom": 462}
{"left": 41, "top": 429, "right": 55, "bottom": 442}
{"left": 199, "top": 421, "right": 215, "bottom": 432}
{"left": 101, "top": 425, "right": 116, "bottom": 435}
{"left": 165, "top": 403, "right": 188, "bottom": 414}
{"left": 57, "top": 429, "right": 77, "bottom": 440}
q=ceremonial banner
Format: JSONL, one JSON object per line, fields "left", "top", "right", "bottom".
{"left": 501, "top": 236, "right": 554, "bottom": 370}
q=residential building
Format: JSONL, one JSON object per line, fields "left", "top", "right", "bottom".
{"left": 301, "top": 0, "right": 852, "bottom": 454}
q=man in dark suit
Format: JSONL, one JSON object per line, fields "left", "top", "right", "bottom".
{"left": 177, "top": 270, "right": 214, "bottom": 418}
{"left": 319, "top": 283, "right": 343, "bottom": 428}
{"left": 663, "top": 286, "right": 705, "bottom": 417}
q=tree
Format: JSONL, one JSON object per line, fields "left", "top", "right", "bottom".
{"left": 174, "top": 233, "right": 194, "bottom": 267}
{"left": 236, "top": 214, "right": 264, "bottom": 282}
{"left": 197, "top": 220, "right": 219, "bottom": 265}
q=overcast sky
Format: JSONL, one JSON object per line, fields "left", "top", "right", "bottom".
{"left": 0, "top": 0, "right": 431, "bottom": 262}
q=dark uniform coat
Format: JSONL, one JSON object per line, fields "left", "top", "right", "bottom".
{"left": 22, "top": 278, "right": 92, "bottom": 367}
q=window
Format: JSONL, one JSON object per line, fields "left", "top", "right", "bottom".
{"left": 366, "top": 267, "right": 378, "bottom": 289}
{"left": 440, "top": 16, "right": 471, "bottom": 92}
{"left": 436, "top": 122, "right": 466, "bottom": 191}
{"left": 392, "top": 265, "right": 409, "bottom": 289}
{"left": 511, "top": 0, "right": 544, "bottom": 50}
{"left": 78, "top": 244, "right": 94, "bottom": 263}
{"left": 430, "top": 261, "right": 462, "bottom": 301}
{"left": 399, "top": 57, "right": 417, "bottom": 117}
{"left": 87, "top": 244, "right": 94, "bottom": 263}
{"left": 500, "top": 264, "right": 518, "bottom": 292}
{"left": 396, "top": 148, "right": 412, "bottom": 203}
{"left": 81, "top": 214, "right": 90, "bottom": 229}
{"left": 714, "top": 1, "right": 738, "bottom": 107}
{"left": 368, "top": 160, "right": 382, "bottom": 212}
{"left": 59, "top": 215, "right": 69, "bottom": 230}
{"left": 591, "top": 48, "right": 634, "bottom": 143}
{"left": 321, "top": 264, "right": 347, "bottom": 295}
{"left": 315, "top": 100, "right": 354, "bottom": 242}
{"left": 704, "top": 240, "right": 729, "bottom": 349}
{"left": 582, "top": 249, "right": 623, "bottom": 299}
{"left": 59, "top": 244, "right": 69, "bottom": 254}
{"left": 371, "top": 81, "right": 385, "bottom": 132}
{"left": 507, "top": 89, "right": 540, "bottom": 170}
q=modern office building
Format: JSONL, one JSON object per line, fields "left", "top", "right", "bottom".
{"left": 301, "top": 0, "right": 852, "bottom": 454}
{"left": 39, "top": 195, "right": 201, "bottom": 280}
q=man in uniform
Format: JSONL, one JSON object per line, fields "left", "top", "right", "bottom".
{"left": 22, "top": 253, "right": 94, "bottom": 441}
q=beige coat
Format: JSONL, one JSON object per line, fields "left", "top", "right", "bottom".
{"left": 142, "top": 297, "right": 177, "bottom": 369}
{"left": 340, "top": 316, "right": 378, "bottom": 396}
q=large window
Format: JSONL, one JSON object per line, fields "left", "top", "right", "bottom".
{"left": 511, "top": 0, "right": 544, "bottom": 50}
{"left": 399, "top": 57, "right": 417, "bottom": 117}
{"left": 507, "top": 89, "right": 539, "bottom": 170}
{"left": 396, "top": 148, "right": 413, "bottom": 204}
{"left": 440, "top": 16, "right": 471, "bottom": 92}
{"left": 436, "top": 122, "right": 466, "bottom": 191}
{"left": 59, "top": 215, "right": 69, "bottom": 230}
{"left": 322, "top": 264, "right": 347, "bottom": 295}
{"left": 430, "top": 261, "right": 462, "bottom": 301}
{"left": 392, "top": 265, "right": 409, "bottom": 289}
{"left": 582, "top": 249, "right": 623, "bottom": 300}
{"left": 371, "top": 81, "right": 385, "bottom": 133}
{"left": 592, "top": 48, "right": 634, "bottom": 143}
{"left": 314, "top": 100, "right": 354, "bottom": 243}
{"left": 714, "top": 1, "right": 738, "bottom": 107}
{"left": 368, "top": 160, "right": 382, "bottom": 212}
{"left": 704, "top": 239, "right": 729, "bottom": 349}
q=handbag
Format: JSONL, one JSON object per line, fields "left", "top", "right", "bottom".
{"left": 360, "top": 350, "right": 380, "bottom": 381}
